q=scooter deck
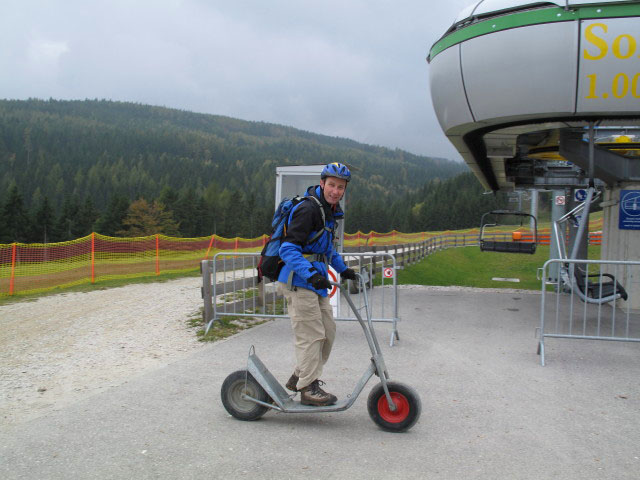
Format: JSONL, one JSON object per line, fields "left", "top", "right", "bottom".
{"left": 248, "top": 352, "right": 355, "bottom": 413}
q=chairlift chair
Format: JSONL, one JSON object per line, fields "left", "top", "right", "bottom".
{"left": 553, "top": 186, "right": 628, "bottom": 305}
{"left": 559, "top": 264, "right": 628, "bottom": 304}
{"left": 479, "top": 210, "right": 538, "bottom": 254}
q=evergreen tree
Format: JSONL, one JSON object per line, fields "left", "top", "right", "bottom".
{"left": 197, "top": 194, "right": 215, "bottom": 237}
{"left": 174, "top": 188, "right": 198, "bottom": 236}
{"left": 55, "top": 195, "right": 80, "bottom": 241}
{"left": 203, "top": 182, "right": 222, "bottom": 235}
{"left": 31, "top": 196, "right": 57, "bottom": 243}
{"left": 214, "top": 189, "right": 233, "bottom": 236}
{"left": 411, "top": 172, "right": 510, "bottom": 232}
{"left": 193, "top": 195, "right": 209, "bottom": 237}
{"left": 245, "top": 192, "right": 257, "bottom": 238}
{"left": 1, "top": 184, "right": 32, "bottom": 242}
{"left": 225, "top": 190, "right": 246, "bottom": 237}
{"left": 0, "top": 195, "right": 4, "bottom": 242}
{"left": 158, "top": 186, "right": 179, "bottom": 218}
{"left": 95, "top": 195, "right": 130, "bottom": 236}
{"left": 74, "top": 197, "right": 100, "bottom": 237}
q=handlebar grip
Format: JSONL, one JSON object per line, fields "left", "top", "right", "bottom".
{"left": 330, "top": 272, "right": 363, "bottom": 289}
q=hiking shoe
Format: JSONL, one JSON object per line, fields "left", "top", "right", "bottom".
{"left": 300, "top": 380, "right": 337, "bottom": 406}
{"left": 285, "top": 373, "right": 299, "bottom": 392}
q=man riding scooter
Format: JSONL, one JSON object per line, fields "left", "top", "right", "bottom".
{"left": 277, "top": 163, "right": 357, "bottom": 406}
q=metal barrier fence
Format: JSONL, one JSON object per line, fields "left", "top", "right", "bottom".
{"left": 537, "top": 258, "right": 640, "bottom": 365}
{"left": 199, "top": 232, "right": 604, "bottom": 350}
{"left": 201, "top": 252, "right": 400, "bottom": 346}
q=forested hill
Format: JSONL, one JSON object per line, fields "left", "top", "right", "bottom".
{"left": 0, "top": 98, "right": 472, "bottom": 242}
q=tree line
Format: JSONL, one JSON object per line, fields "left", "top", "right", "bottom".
{"left": 1, "top": 171, "right": 514, "bottom": 244}
{"left": 0, "top": 182, "right": 273, "bottom": 243}
{"left": 0, "top": 98, "right": 514, "bottom": 244}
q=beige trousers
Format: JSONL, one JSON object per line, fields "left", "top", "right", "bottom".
{"left": 278, "top": 283, "right": 336, "bottom": 390}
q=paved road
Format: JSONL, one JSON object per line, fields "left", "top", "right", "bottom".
{"left": 2, "top": 287, "right": 639, "bottom": 479}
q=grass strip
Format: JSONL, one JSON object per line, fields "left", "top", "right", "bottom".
{"left": 396, "top": 245, "right": 601, "bottom": 290}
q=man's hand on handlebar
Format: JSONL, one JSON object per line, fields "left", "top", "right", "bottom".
{"left": 341, "top": 268, "right": 357, "bottom": 281}
{"left": 309, "top": 273, "right": 331, "bottom": 290}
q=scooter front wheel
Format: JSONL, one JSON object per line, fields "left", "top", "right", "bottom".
{"left": 221, "top": 370, "right": 270, "bottom": 421}
{"left": 367, "top": 381, "right": 421, "bottom": 432}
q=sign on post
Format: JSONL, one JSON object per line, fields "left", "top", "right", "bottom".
{"left": 574, "top": 189, "right": 587, "bottom": 202}
{"left": 619, "top": 190, "right": 640, "bottom": 230}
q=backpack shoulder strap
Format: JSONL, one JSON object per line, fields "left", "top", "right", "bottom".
{"left": 305, "top": 195, "right": 331, "bottom": 245}
{"left": 306, "top": 195, "right": 325, "bottom": 223}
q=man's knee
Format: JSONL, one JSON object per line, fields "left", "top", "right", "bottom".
{"left": 324, "top": 320, "right": 336, "bottom": 339}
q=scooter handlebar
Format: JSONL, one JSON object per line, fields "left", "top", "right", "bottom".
{"left": 329, "top": 272, "right": 363, "bottom": 290}
{"left": 328, "top": 273, "right": 380, "bottom": 355}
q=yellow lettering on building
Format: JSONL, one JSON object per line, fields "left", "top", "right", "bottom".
{"left": 633, "top": 73, "right": 640, "bottom": 99}
{"left": 585, "top": 74, "right": 599, "bottom": 99}
{"left": 583, "top": 23, "right": 608, "bottom": 60}
{"left": 584, "top": 72, "right": 640, "bottom": 100}
{"left": 612, "top": 34, "right": 636, "bottom": 60}
{"left": 612, "top": 73, "right": 629, "bottom": 98}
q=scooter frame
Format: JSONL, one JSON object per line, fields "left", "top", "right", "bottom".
{"left": 241, "top": 274, "right": 399, "bottom": 413}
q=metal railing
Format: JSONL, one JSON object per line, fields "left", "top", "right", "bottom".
{"left": 342, "top": 231, "right": 602, "bottom": 267}
{"left": 335, "top": 252, "right": 399, "bottom": 345}
{"left": 537, "top": 258, "right": 640, "bottom": 365}
{"left": 201, "top": 252, "right": 400, "bottom": 346}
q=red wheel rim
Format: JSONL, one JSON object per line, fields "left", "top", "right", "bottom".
{"left": 377, "top": 392, "right": 410, "bottom": 423}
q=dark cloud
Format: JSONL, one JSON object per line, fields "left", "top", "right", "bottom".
{"left": 0, "top": 0, "right": 471, "bottom": 159}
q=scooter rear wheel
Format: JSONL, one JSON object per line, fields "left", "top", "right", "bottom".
{"left": 367, "top": 381, "right": 421, "bottom": 432}
{"left": 221, "top": 370, "right": 270, "bottom": 421}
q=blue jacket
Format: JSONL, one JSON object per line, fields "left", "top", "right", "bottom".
{"left": 278, "top": 185, "right": 348, "bottom": 296}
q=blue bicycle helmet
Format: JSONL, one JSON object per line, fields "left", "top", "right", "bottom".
{"left": 321, "top": 162, "right": 351, "bottom": 182}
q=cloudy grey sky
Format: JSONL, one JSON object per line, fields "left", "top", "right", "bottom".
{"left": 1, "top": 0, "right": 472, "bottom": 160}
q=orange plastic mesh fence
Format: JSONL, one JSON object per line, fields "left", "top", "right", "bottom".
{"left": 0, "top": 233, "right": 268, "bottom": 297}
{"left": 0, "top": 220, "right": 603, "bottom": 297}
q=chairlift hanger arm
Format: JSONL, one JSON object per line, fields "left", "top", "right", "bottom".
{"left": 486, "top": 209, "right": 536, "bottom": 218}
{"left": 481, "top": 210, "right": 537, "bottom": 231}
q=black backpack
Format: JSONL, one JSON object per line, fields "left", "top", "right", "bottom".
{"left": 257, "top": 195, "right": 326, "bottom": 282}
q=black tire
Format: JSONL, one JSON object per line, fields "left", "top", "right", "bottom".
{"left": 221, "top": 370, "right": 270, "bottom": 421}
{"left": 367, "top": 381, "right": 421, "bottom": 432}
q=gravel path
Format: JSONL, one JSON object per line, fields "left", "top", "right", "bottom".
{"left": 0, "top": 277, "right": 205, "bottom": 426}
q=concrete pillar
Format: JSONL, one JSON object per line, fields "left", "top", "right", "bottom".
{"left": 601, "top": 183, "right": 640, "bottom": 310}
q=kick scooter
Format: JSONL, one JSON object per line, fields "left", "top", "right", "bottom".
{"left": 220, "top": 275, "right": 421, "bottom": 432}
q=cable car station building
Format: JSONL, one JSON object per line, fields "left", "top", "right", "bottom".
{"left": 428, "top": 0, "right": 640, "bottom": 309}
